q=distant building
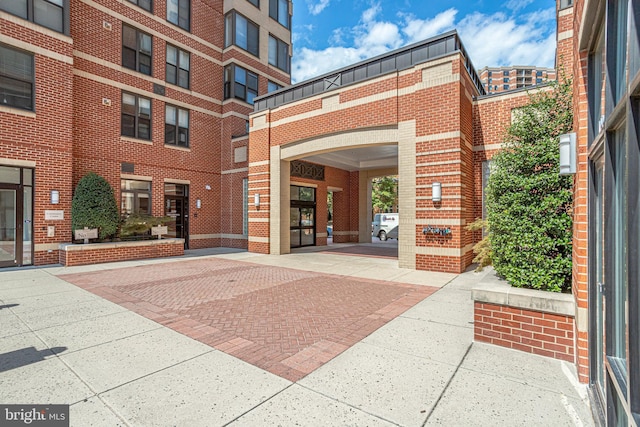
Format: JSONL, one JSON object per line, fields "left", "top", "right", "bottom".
{"left": 478, "top": 66, "right": 556, "bottom": 94}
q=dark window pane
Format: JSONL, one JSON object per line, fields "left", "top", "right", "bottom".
{"left": 269, "top": 0, "right": 277, "bottom": 20}
{"left": 0, "top": 0, "right": 28, "bottom": 19}
{"left": 178, "top": 127, "right": 188, "bottom": 146}
{"left": 178, "top": 69, "right": 189, "bottom": 88}
{"left": 34, "top": 0, "right": 63, "bottom": 32}
{"left": 247, "top": 22, "right": 259, "bottom": 56}
{"left": 166, "top": 64, "right": 177, "bottom": 84}
{"left": 138, "top": 118, "right": 151, "bottom": 139}
{"left": 122, "top": 48, "right": 136, "bottom": 70}
{"left": 139, "top": 54, "right": 152, "bottom": 75}
{"left": 121, "top": 115, "right": 135, "bottom": 137}
{"left": 248, "top": 73, "right": 258, "bottom": 91}
{"left": 0, "top": 76, "right": 32, "bottom": 110}
{"left": 165, "top": 124, "right": 176, "bottom": 144}
{"left": 234, "top": 82, "right": 246, "bottom": 100}
{"left": 246, "top": 90, "right": 255, "bottom": 105}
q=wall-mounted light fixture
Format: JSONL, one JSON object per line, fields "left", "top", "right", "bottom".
{"left": 205, "top": 184, "right": 211, "bottom": 190}
{"left": 50, "top": 190, "right": 60, "bottom": 204}
{"left": 254, "top": 193, "right": 260, "bottom": 208}
{"left": 196, "top": 199, "right": 201, "bottom": 209}
{"left": 559, "top": 132, "right": 577, "bottom": 175}
{"left": 432, "top": 182, "right": 442, "bottom": 202}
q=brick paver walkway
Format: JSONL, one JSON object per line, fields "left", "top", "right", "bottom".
{"left": 59, "top": 258, "right": 436, "bottom": 381}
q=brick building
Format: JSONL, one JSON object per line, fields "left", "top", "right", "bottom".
{"left": 478, "top": 65, "right": 556, "bottom": 94}
{"left": 0, "top": 0, "right": 292, "bottom": 266}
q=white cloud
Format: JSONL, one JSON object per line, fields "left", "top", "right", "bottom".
{"left": 505, "top": 0, "right": 535, "bottom": 12}
{"left": 308, "top": 0, "right": 331, "bottom": 15}
{"left": 401, "top": 9, "right": 458, "bottom": 43}
{"left": 291, "top": 5, "right": 557, "bottom": 83}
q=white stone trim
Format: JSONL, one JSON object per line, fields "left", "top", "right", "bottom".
{"left": 1, "top": 35, "right": 73, "bottom": 64}
{"left": 222, "top": 167, "right": 249, "bottom": 175}
{"left": 73, "top": 70, "right": 222, "bottom": 118}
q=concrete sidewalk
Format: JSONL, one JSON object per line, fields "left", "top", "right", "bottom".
{"left": 0, "top": 248, "right": 594, "bottom": 426}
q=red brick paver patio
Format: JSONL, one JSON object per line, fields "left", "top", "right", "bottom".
{"left": 59, "top": 258, "right": 437, "bottom": 381}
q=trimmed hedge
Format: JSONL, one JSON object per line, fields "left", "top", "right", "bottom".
{"left": 486, "top": 79, "right": 573, "bottom": 292}
{"left": 71, "top": 172, "right": 119, "bottom": 240}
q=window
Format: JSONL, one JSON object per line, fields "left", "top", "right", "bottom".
{"left": 269, "top": 35, "right": 290, "bottom": 73}
{"left": 268, "top": 81, "right": 282, "bottom": 92}
{"left": 503, "top": 70, "right": 509, "bottom": 76}
{"left": 503, "top": 78, "right": 509, "bottom": 83}
{"left": 0, "top": 0, "right": 66, "bottom": 33}
{"left": 121, "top": 179, "right": 151, "bottom": 215}
{"left": 121, "top": 92, "right": 151, "bottom": 140}
{"left": 167, "top": 0, "right": 190, "bottom": 31}
{"left": 126, "top": 0, "right": 151, "bottom": 12}
{"left": 269, "top": 0, "right": 289, "bottom": 28}
{"left": 122, "top": 25, "right": 152, "bottom": 75}
{"left": 559, "top": 0, "right": 573, "bottom": 9}
{"left": 488, "top": 78, "right": 492, "bottom": 84}
{"left": 536, "top": 70, "right": 543, "bottom": 76}
{"left": 0, "top": 45, "right": 34, "bottom": 111}
{"left": 503, "top": 84, "right": 509, "bottom": 90}
{"left": 247, "top": 0, "right": 258, "bottom": 7}
{"left": 487, "top": 71, "right": 492, "bottom": 77}
{"left": 166, "top": 45, "right": 190, "bottom": 88}
{"left": 165, "top": 105, "right": 189, "bottom": 147}
{"left": 224, "top": 64, "right": 258, "bottom": 104}
{"left": 536, "top": 78, "right": 543, "bottom": 84}
{"left": 225, "top": 11, "right": 259, "bottom": 57}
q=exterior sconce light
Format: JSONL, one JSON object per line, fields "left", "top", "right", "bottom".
{"left": 432, "top": 182, "right": 442, "bottom": 202}
{"left": 205, "top": 184, "right": 211, "bottom": 190}
{"left": 559, "top": 132, "right": 577, "bottom": 175}
{"left": 50, "top": 190, "right": 60, "bottom": 204}
{"left": 196, "top": 199, "right": 201, "bottom": 209}
{"left": 254, "top": 193, "right": 260, "bottom": 207}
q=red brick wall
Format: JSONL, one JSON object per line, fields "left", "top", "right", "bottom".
{"left": 474, "top": 302, "right": 575, "bottom": 363}
{"left": 60, "top": 240, "right": 184, "bottom": 266}
{"left": 0, "top": 17, "right": 74, "bottom": 266}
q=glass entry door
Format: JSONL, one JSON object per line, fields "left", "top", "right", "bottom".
{"left": 0, "top": 188, "right": 18, "bottom": 267}
{"left": 164, "top": 183, "right": 189, "bottom": 249}
{"left": 290, "top": 185, "right": 316, "bottom": 248}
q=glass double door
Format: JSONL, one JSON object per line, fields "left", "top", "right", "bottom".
{"left": 290, "top": 206, "right": 315, "bottom": 248}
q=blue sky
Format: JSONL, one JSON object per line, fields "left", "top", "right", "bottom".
{"left": 290, "top": 0, "right": 557, "bottom": 83}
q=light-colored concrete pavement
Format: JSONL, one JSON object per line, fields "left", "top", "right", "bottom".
{"left": 0, "top": 244, "right": 594, "bottom": 426}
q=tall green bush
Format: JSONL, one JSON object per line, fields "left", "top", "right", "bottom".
{"left": 486, "top": 79, "right": 573, "bottom": 292}
{"left": 71, "top": 172, "right": 120, "bottom": 240}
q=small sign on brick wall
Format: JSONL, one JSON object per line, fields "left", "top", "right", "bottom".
{"left": 74, "top": 227, "right": 98, "bottom": 244}
{"left": 45, "top": 210, "right": 65, "bottom": 220}
{"left": 151, "top": 226, "right": 168, "bottom": 239}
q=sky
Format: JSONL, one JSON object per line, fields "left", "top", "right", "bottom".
{"left": 290, "top": 0, "right": 557, "bottom": 83}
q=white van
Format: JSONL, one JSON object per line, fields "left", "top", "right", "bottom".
{"left": 372, "top": 213, "right": 399, "bottom": 241}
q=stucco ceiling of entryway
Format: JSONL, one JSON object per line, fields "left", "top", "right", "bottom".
{"left": 301, "top": 145, "right": 398, "bottom": 172}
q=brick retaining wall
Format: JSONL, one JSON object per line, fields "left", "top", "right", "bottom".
{"left": 59, "top": 239, "right": 184, "bottom": 266}
{"left": 474, "top": 302, "right": 575, "bottom": 363}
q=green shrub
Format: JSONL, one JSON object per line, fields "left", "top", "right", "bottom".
{"left": 486, "top": 79, "right": 573, "bottom": 292}
{"left": 120, "top": 214, "right": 172, "bottom": 238}
{"left": 71, "top": 172, "right": 120, "bottom": 240}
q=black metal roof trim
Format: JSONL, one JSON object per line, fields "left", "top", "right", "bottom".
{"left": 253, "top": 30, "right": 486, "bottom": 113}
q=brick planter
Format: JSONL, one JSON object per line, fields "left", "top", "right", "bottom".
{"left": 59, "top": 239, "right": 184, "bottom": 266}
{"left": 472, "top": 272, "right": 575, "bottom": 363}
